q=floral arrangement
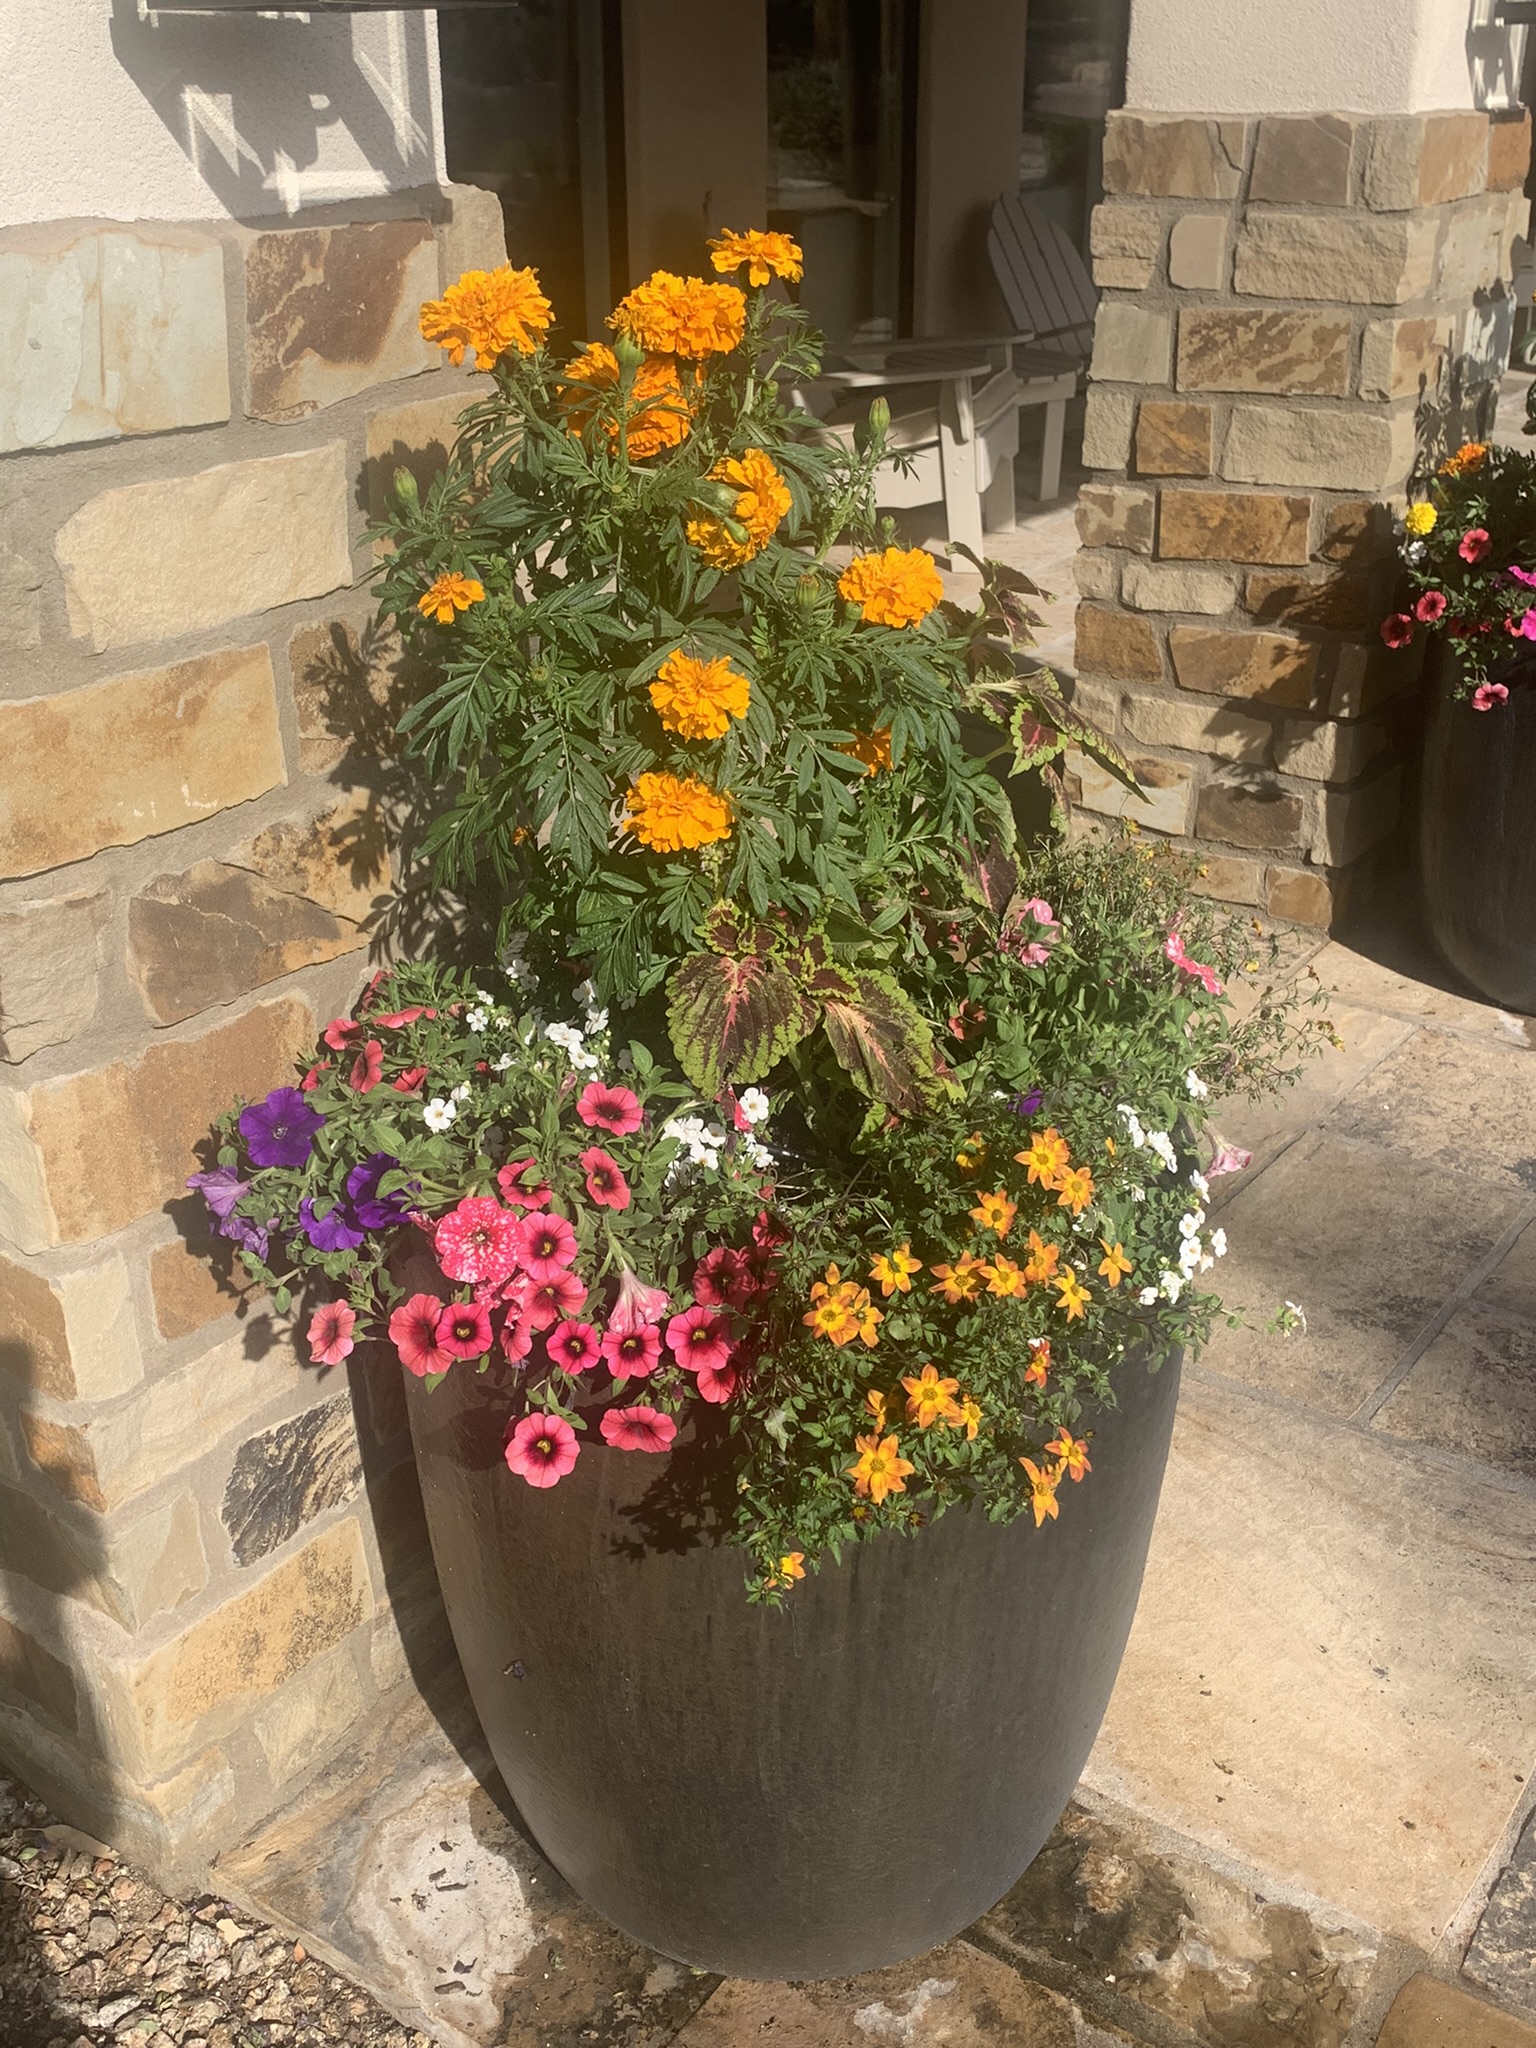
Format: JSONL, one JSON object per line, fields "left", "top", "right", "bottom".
{"left": 1382, "top": 439, "right": 1536, "bottom": 706}
{"left": 192, "top": 235, "right": 1325, "bottom": 1596}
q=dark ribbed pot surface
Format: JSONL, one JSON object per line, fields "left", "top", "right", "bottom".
{"left": 404, "top": 1344, "right": 1181, "bottom": 1980}
{"left": 1421, "top": 649, "right": 1536, "bottom": 1013}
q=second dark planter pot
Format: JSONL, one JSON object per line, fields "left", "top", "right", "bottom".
{"left": 405, "top": 1344, "right": 1182, "bottom": 1981}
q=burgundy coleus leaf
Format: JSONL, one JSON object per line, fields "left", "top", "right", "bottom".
{"left": 666, "top": 950, "right": 816, "bottom": 1098}
{"left": 817, "top": 968, "right": 954, "bottom": 1119}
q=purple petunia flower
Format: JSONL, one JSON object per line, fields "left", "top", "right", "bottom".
{"left": 239, "top": 1087, "right": 326, "bottom": 1169}
{"left": 187, "top": 1167, "right": 248, "bottom": 1221}
{"left": 299, "top": 1197, "right": 366, "bottom": 1254}
{"left": 222, "top": 1213, "right": 271, "bottom": 1262}
{"left": 1010, "top": 1087, "right": 1045, "bottom": 1117}
{"left": 345, "top": 1152, "right": 416, "bottom": 1231}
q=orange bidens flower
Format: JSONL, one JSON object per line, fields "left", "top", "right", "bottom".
{"left": 1055, "top": 1163, "right": 1096, "bottom": 1215}
{"left": 420, "top": 264, "right": 551, "bottom": 369}
{"left": 839, "top": 725, "right": 894, "bottom": 774}
{"left": 1016, "top": 1127, "right": 1071, "bottom": 1188}
{"left": 418, "top": 571, "right": 486, "bottom": 625}
{"left": 1098, "top": 1240, "right": 1132, "bottom": 1287}
{"left": 1020, "top": 1456, "right": 1060, "bottom": 1527}
{"left": 849, "top": 1433, "right": 915, "bottom": 1504}
{"left": 929, "top": 1254, "right": 988, "bottom": 1305}
{"left": 1022, "top": 1230, "right": 1061, "bottom": 1287}
{"left": 774, "top": 1550, "right": 806, "bottom": 1584}
{"left": 686, "top": 447, "right": 791, "bottom": 569}
{"left": 708, "top": 227, "right": 804, "bottom": 286}
{"left": 622, "top": 771, "right": 732, "bottom": 853}
{"left": 803, "top": 1265, "right": 882, "bottom": 1348}
{"left": 865, "top": 1388, "right": 889, "bottom": 1430}
{"left": 609, "top": 270, "right": 746, "bottom": 359}
{"left": 837, "top": 546, "right": 944, "bottom": 628}
{"left": 1440, "top": 440, "right": 1489, "bottom": 478}
{"left": 955, "top": 1132, "right": 989, "bottom": 1175}
{"left": 1046, "top": 1428, "right": 1092, "bottom": 1482}
{"left": 982, "top": 1255, "right": 1027, "bottom": 1298}
{"left": 559, "top": 344, "right": 691, "bottom": 461}
{"left": 901, "top": 1363, "right": 963, "bottom": 1429}
{"left": 970, "top": 1189, "right": 1017, "bottom": 1237}
{"left": 955, "top": 1394, "right": 983, "bottom": 1441}
{"left": 1024, "top": 1336, "right": 1051, "bottom": 1387}
{"left": 649, "top": 648, "right": 750, "bottom": 740}
{"left": 870, "top": 1243, "right": 921, "bottom": 1296}
{"left": 1055, "top": 1271, "right": 1090, "bottom": 1321}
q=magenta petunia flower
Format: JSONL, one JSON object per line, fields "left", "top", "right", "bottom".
{"left": 600, "top": 1405, "right": 677, "bottom": 1453}
{"left": 307, "top": 1300, "right": 357, "bottom": 1366}
{"left": 692, "top": 1245, "right": 754, "bottom": 1309}
{"left": 608, "top": 1265, "right": 669, "bottom": 1336}
{"left": 496, "top": 1156, "right": 553, "bottom": 1210}
{"left": 323, "top": 1017, "right": 363, "bottom": 1051}
{"left": 501, "top": 1312, "right": 537, "bottom": 1363}
{"left": 1473, "top": 681, "right": 1511, "bottom": 711}
{"left": 438, "top": 1299, "right": 492, "bottom": 1360}
{"left": 1459, "top": 527, "right": 1492, "bottom": 564}
{"left": 1379, "top": 612, "right": 1415, "bottom": 649}
{"left": 549, "top": 1319, "right": 602, "bottom": 1373}
{"left": 694, "top": 1361, "right": 740, "bottom": 1405}
{"left": 666, "top": 1304, "right": 735, "bottom": 1374}
{"left": 348, "top": 1039, "right": 385, "bottom": 1093}
{"left": 515, "top": 1210, "right": 578, "bottom": 1282}
{"left": 576, "top": 1081, "right": 643, "bottom": 1136}
{"left": 434, "top": 1196, "right": 520, "bottom": 1286}
{"left": 505, "top": 1412, "right": 580, "bottom": 1487}
{"left": 1415, "top": 589, "right": 1447, "bottom": 623}
{"left": 239, "top": 1087, "right": 325, "bottom": 1169}
{"left": 578, "top": 1146, "right": 631, "bottom": 1211}
{"left": 601, "top": 1321, "right": 662, "bottom": 1377}
{"left": 389, "top": 1293, "right": 454, "bottom": 1376}
{"left": 525, "top": 1269, "right": 587, "bottom": 1329}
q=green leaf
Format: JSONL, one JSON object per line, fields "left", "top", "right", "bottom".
{"left": 666, "top": 949, "right": 817, "bottom": 1097}
{"left": 817, "top": 967, "right": 955, "bottom": 1117}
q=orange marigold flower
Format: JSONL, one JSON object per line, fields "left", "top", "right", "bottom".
{"left": 708, "top": 227, "right": 804, "bottom": 285}
{"left": 1098, "top": 1240, "right": 1132, "bottom": 1287}
{"left": 418, "top": 571, "right": 486, "bottom": 625}
{"left": 837, "top": 546, "right": 944, "bottom": 628}
{"left": 649, "top": 649, "right": 750, "bottom": 740}
{"left": 420, "top": 265, "right": 551, "bottom": 369}
{"left": 1046, "top": 1428, "right": 1092, "bottom": 1482}
{"left": 559, "top": 343, "right": 691, "bottom": 461}
{"left": 686, "top": 447, "right": 791, "bottom": 569}
{"left": 1055, "top": 1164, "right": 1096, "bottom": 1215}
{"left": 982, "top": 1255, "right": 1027, "bottom": 1298}
{"left": 848, "top": 1432, "right": 914, "bottom": 1504}
{"left": 839, "top": 726, "right": 894, "bottom": 774}
{"left": 1022, "top": 1230, "right": 1061, "bottom": 1288}
{"left": 608, "top": 270, "right": 746, "bottom": 359}
{"left": 870, "top": 1243, "right": 921, "bottom": 1296}
{"left": 1440, "top": 440, "right": 1489, "bottom": 478}
{"left": 1020, "top": 1456, "right": 1060, "bottom": 1527}
{"left": 622, "top": 771, "right": 732, "bottom": 853}
{"left": 930, "top": 1254, "right": 988, "bottom": 1305}
{"left": 955, "top": 1394, "right": 983, "bottom": 1441}
{"left": 901, "top": 1363, "right": 963, "bottom": 1429}
{"left": 1055, "top": 1270, "right": 1090, "bottom": 1320}
{"left": 970, "top": 1189, "right": 1017, "bottom": 1237}
{"left": 1024, "top": 1336, "right": 1051, "bottom": 1387}
{"left": 1016, "top": 1127, "right": 1071, "bottom": 1188}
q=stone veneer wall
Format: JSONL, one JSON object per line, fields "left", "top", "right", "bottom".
{"left": 1066, "top": 106, "right": 1532, "bottom": 925}
{"left": 0, "top": 183, "right": 505, "bottom": 1886}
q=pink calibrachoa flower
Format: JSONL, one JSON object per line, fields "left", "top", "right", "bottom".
{"left": 501, "top": 1313, "right": 537, "bottom": 1363}
{"left": 1473, "top": 681, "right": 1511, "bottom": 711}
{"left": 1459, "top": 527, "right": 1492, "bottom": 564}
{"left": 514, "top": 1211, "right": 578, "bottom": 1281}
{"left": 1002, "top": 895, "right": 1062, "bottom": 967}
{"left": 600, "top": 1405, "right": 677, "bottom": 1452}
{"left": 548, "top": 1319, "right": 602, "bottom": 1373}
{"left": 373, "top": 1005, "right": 435, "bottom": 1028}
{"left": 435, "top": 1196, "right": 520, "bottom": 1286}
{"left": 497, "top": 1157, "right": 553, "bottom": 1209}
{"left": 601, "top": 1322, "right": 662, "bottom": 1377}
{"left": 390, "top": 1293, "right": 454, "bottom": 1376}
{"left": 1379, "top": 612, "right": 1415, "bottom": 648}
{"left": 438, "top": 1300, "right": 493, "bottom": 1359}
{"left": 608, "top": 1265, "right": 669, "bottom": 1336}
{"left": 692, "top": 1245, "right": 754, "bottom": 1309}
{"left": 1206, "top": 1135, "right": 1252, "bottom": 1176}
{"left": 1507, "top": 611, "right": 1536, "bottom": 639}
{"left": 525, "top": 1270, "right": 587, "bottom": 1329}
{"left": 578, "top": 1146, "right": 631, "bottom": 1211}
{"left": 307, "top": 1300, "right": 357, "bottom": 1366}
{"left": 301, "top": 1060, "right": 332, "bottom": 1091}
{"left": 323, "top": 1017, "right": 363, "bottom": 1051}
{"left": 576, "top": 1080, "right": 643, "bottom": 1136}
{"left": 348, "top": 1039, "right": 384, "bottom": 1092}
{"left": 505, "top": 1412, "right": 579, "bottom": 1487}
{"left": 666, "top": 1304, "right": 735, "bottom": 1375}
{"left": 393, "top": 1064, "right": 429, "bottom": 1093}
{"left": 694, "top": 1361, "right": 741, "bottom": 1404}
{"left": 1415, "top": 590, "right": 1447, "bottom": 623}
{"left": 1164, "top": 926, "right": 1223, "bottom": 997}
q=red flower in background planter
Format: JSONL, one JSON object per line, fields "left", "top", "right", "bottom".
{"left": 349, "top": 1039, "right": 385, "bottom": 1092}
{"left": 601, "top": 1322, "right": 662, "bottom": 1376}
{"left": 1415, "top": 590, "right": 1447, "bottom": 623}
{"left": 577, "top": 1081, "right": 644, "bottom": 1135}
{"left": 1380, "top": 612, "right": 1415, "bottom": 648}
{"left": 439, "top": 1300, "right": 492, "bottom": 1359}
{"left": 1472, "top": 681, "right": 1510, "bottom": 711}
{"left": 578, "top": 1146, "right": 631, "bottom": 1210}
{"left": 549, "top": 1319, "right": 602, "bottom": 1373}
{"left": 307, "top": 1300, "right": 357, "bottom": 1366}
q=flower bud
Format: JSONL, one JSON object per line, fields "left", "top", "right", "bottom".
{"left": 796, "top": 572, "right": 821, "bottom": 612}
{"left": 867, "top": 396, "right": 890, "bottom": 437}
{"left": 611, "top": 332, "right": 646, "bottom": 371}
{"left": 391, "top": 466, "right": 419, "bottom": 509}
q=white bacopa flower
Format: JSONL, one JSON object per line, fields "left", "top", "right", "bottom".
{"left": 1178, "top": 1208, "right": 1206, "bottom": 1238}
{"left": 1198, "top": 1253, "right": 1215, "bottom": 1273}
{"left": 424, "top": 1097, "right": 457, "bottom": 1132}
{"left": 1211, "top": 1228, "right": 1228, "bottom": 1258}
{"left": 1148, "top": 1130, "right": 1178, "bottom": 1172}
{"left": 1188, "top": 1169, "right": 1211, "bottom": 1199}
{"left": 474, "top": 987, "right": 496, "bottom": 1006}
{"left": 1130, "top": 1186, "right": 1146, "bottom": 1202}
{"left": 1138, "top": 1285, "right": 1161, "bottom": 1306}
{"left": 450, "top": 1082, "right": 471, "bottom": 1103}
{"left": 616, "top": 1048, "right": 635, "bottom": 1071}
{"left": 738, "top": 1086, "right": 771, "bottom": 1125}
{"left": 741, "top": 1134, "right": 775, "bottom": 1170}
{"left": 573, "top": 977, "right": 598, "bottom": 1008}
{"left": 1404, "top": 539, "right": 1427, "bottom": 565}
{"left": 1285, "top": 1299, "right": 1307, "bottom": 1330}
{"left": 584, "top": 1006, "right": 609, "bottom": 1034}
{"left": 505, "top": 955, "right": 535, "bottom": 990}
{"left": 466, "top": 1007, "right": 489, "bottom": 1033}
{"left": 491, "top": 1052, "right": 514, "bottom": 1073}
{"left": 1178, "top": 1236, "right": 1203, "bottom": 1275}
{"left": 1185, "top": 1068, "right": 1209, "bottom": 1099}
{"left": 1116, "top": 1104, "right": 1147, "bottom": 1148}
{"left": 1159, "top": 1269, "right": 1186, "bottom": 1303}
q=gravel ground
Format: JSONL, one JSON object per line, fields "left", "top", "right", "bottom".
{"left": 0, "top": 1771, "right": 438, "bottom": 2048}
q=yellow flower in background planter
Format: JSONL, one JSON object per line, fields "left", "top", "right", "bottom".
{"left": 848, "top": 1432, "right": 914, "bottom": 1504}
{"left": 559, "top": 344, "right": 691, "bottom": 460}
{"left": 1403, "top": 501, "right": 1437, "bottom": 536}
{"left": 981, "top": 1255, "right": 1026, "bottom": 1298}
{"left": 708, "top": 228, "right": 805, "bottom": 285}
{"left": 1022, "top": 1230, "right": 1060, "bottom": 1287}
{"left": 686, "top": 448, "right": 791, "bottom": 569}
{"left": 969, "top": 1189, "right": 1017, "bottom": 1237}
{"left": 1020, "top": 1456, "right": 1060, "bottom": 1526}
{"left": 420, "top": 265, "right": 551, "bottom": 369}
{"left": 1055, "top": 1271, "right": 1090, "bottom": 1320}
{"left": 609, "top": 270, "right": 746, "bottom": 358}
{"left": 837, "top": 547, "right": 944, "bottom": 628}
{"left": 1097, "top": 1240, "right": 1132, "bottom": 1287}
{"left": 622, "top": 772, "right": 733, "bottom": 853}
{"left": 649, "top": 649, "right": 751, "bottom": 740}
{"left": 902, "top": 1364, "right": 962, "bottom": 1429}
{"left": 929, "top": 1253, "right": 987, "bottom": 1304}
{"left": 1046, "top": 1428, "right": 1092, "bottom": 1482}
{"left": 955, "top": 1395, "right": 983, "bottom": 1441}
{"left": 1016, "top": 1127, "right": 1070, "bottom": 1189}
{"left": 869, "top": 1243, "right": 921, "bottom": 1296}
{"left": 1054, "top": 1163, "right": 1096, "bottom": 1215}
{"left": 417, "top": 571, "right": 486, "bottom": 624}
{"left": 839, "top": 726, "right": 894, "bottom": 774}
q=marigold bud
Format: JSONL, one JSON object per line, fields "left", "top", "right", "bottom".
{"left": 392, "top": 466, "right": 419, "bottom": 509}
{"left": 796, "top": 572, "right": 822, "bottom": 611}
{"left": 867, "top": 396, "right": 890, "bottom": 437}
{"left": 611, "top": 332, "right": 646, "bottom": 371}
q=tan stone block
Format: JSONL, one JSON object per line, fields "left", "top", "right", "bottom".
{"left": 1074, "top": 604, "right": 1164, "bottom": 683}
{"left": 1197, "top": 777, "right": 1307, "bottom": 851}
{"left": 1088, "top": 203, "right": 1162, "bottom": 288}
{"left": 1327, "top": 636, "right": 1422, "bottom": 719}
{"left": 244, "top": 221, "right": 438, "bottom": 423}
{"left": 1063, "top": 747, "right": 1196, "bottom": 834}
{"left": 1315, "top": 768, "right": 1402, "bottom": 864}
{"left": 1121, "top": 688, "right": 1271, "bottom": 763}
{"left": 1177, "top": 309, "right": 1351, "bottom": 398}
{"left": 1170, "top": 625, "right": 1319, "bottom": 709}
{"left": 253, "top": 1648, "right": 367, "bottom": 1786}
{"left": 1075, "top": 483, "right": 1156, "bottom": 553}
{"left": 1069, "top": 675, "right": 1123, "bottom": 730}
{"left": 1189, "top": 854, "right": 1266, "bottom": 906}
{"left": 1121, "top": 561, "right": 1236, "bottom": 615}
{"left": 0, "top": 647, "right": 286, "bottom": 882}
{"left": 1375, "top": 1972, "right": 1536, "bottom": 2048}
{"left": 1245, "top": 568, "right": 1372, "bottom": 632}
{"left": 1, "top": 1485, "right": 209, "bottom": 1632}
{"left": 1090, "top": 303, "right": 1173, "bottom": 386}
{"left": 1318, "top": 499, "right": 1384, "bottom": 565}
{"left": 0, "top": 1610, "right": 77, "bottom": 1731}
{"left": 55, "top": 446, "right": 353, "bottom": 653}
{"left": 436, "top": 180, "right": 508, "bottom": 285}
{"left": 1102, "top": 115, "right": 1246, "bottom": 200}
{"left": 0, "top": 549, "right": 43, "bottom": 649}
{"left": 1264, "top": 864, "right": 1348, "bottom": 926}
{"left": 0, "top": 889, "right": 105, "bottom": 1062}
{"left": 1134, "top": 401, "right": 1211, "bottom": 478}
{"left": 1275, "top": 715, "right": 1390, "bottom": 784}
{"left": 0, "top": 995, "right": 313, "bottom": 1252}
{"left": 364, "top": 387, "right": 469, "bottom": 526}
{"left": 1081, "top": 387, "right": 1136, "bottom": 470}
{"left": 1072, "top": 553, "right": 1119, "bottom": 604}
{"left": 1167, "top": 213, "right": 1227, "bottom": 291}
{"left": 1435, "top": 195, "right": 1513, "bottom": 301}
{"left": 1419, "top": 112, "right": 1491, "bottom": 206}
{"left": 1488, "top": 110, "right": 1533, "bottom": 194}
{"left": 1233, "top": 212, "right": 1435, "bottom": 305}
{"left": 1248, "top": 116, "right": 1355, "bottom": 207}
{"left": 1359, "top": 316, "right": 1444, "bottom": 402}
{"left": 1092, "top": 255, "right": 1155, "bottom": 290}
{"left": 0, "top": 1255, "right": 72, "bottom": 1400}
{"left": 122, "top": 1518, "right": 371, "bottom": 1773}
{"left": 1222, "top": 405, "right": 1416, "bottom": 494}
{"left": 1157, "top": 489, "right": 1311, "bottom": 565}
{"left": 0, "top": 1253, "right": 142, "bottom": 1404}
{"left": 0, "top": 224, "right": 229, "bottom": 455}
{"left": 149, "top": 1233, "right": 259, "bottom": 1342}
{"left": 287, "top": 612, "right": 423, "bottom": 777}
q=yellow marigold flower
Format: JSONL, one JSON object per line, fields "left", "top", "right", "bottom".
{"left": 870, "top": 1243, "right": 921, "bottom": 1296}
{"left": 1020, "top": 1456, "right": 1060, "bottom": 1527}
{"left": 708, "top": 227, "right": 804, "bottom": 285}
{"left": 1022, "top": 1230, "right": 1061, "bottom": 1288}
{"left": 837, "top": 546, "right": 944, "bottom": 628}
{"left": 982, "top": 1255, "right": 1027, "bottom": 1298}
{"left": 1404, "top": 500, "right": 1438, "bottom": 537}
{"left": 929, "top": 1254, "right": 988, "bottom": 1305}
{"left": 1055, "top": 1270, "right": 1090, "bottom": 1320}
{"left": 1440, "top": 440, "right": 1489, "bottom": 478}
{"left": 1055, "top": 1163, "right": 1096, "bottom": 1215}
{"left": 955, "top": 1395, "right": 983, "bottom": 1441}
{"left": 608, "top": 270, "right": 746, "bottom": 359}
{"left": 649, "top": 649, "right": 751, "bottom": 740}
{"left": 848, "top": 1432, "right": 914, "bottom": 1505}
{"left": 1016, "top": 1127, "right": 1071, "bottom": 1188}
{"left": 1024, "top": 1336, "right": 1050, "bottom": 1387}
{"left": 1046, "top": 1428, "right": 1092, "bottom": 1483}
{"left": 418, "top": 571, "right": 486, "bottom": 625}
{"left": 969, "top": 1189, "right": 1017, "bottom": 1238}
{"left": 420, "top": 265, "right": 551, "bottom": 369}
{"left": 622, "top": 771, "right": 732, "bottom": 854}
{"left": 686, "top": 448, "right": 791, "bottom": 570}
{"left": 1098, "top": 1240, "right": 1132, "bottom": 1287}
{"left": 839, "top": 726, "right": 894, "bottom": 774}
{"left": 902, "top": 1363, "right": 963, "bottom": 1430}
{"left": 559, "top": 344, "right": 691, "bottom": 461}
{"left": 955, "top": 1132, "right": 989, "bottom": 1175}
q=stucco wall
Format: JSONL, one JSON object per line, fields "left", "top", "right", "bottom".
{"left": 0, "top": 0, "right": 446, "bottom": 227}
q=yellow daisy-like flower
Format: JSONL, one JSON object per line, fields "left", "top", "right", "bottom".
{"left": 1024, "top": 1336, "right": 1051, "bottom": 1387}
{"left": 418, "top": 571, "right": 486, "bottom": 625}
{"left": 1020, "top": 1456, "right": 1060, "bottom": 1527}
{"left": 870, "top": 1243, "right": 921, "bottom": 1297}
{"left": 622, "top": 771, "right": 733, "bottom": 853}
{"left": 837, "top": 547, "right": 944, "bottom": 628}
{"left": 955, "top": 1132, "right": 989, "bottom": 1175}
{"left": 1403, "top": 501, "right": 1437, "bottom": 537}
{"left": 708, "top": 228, "right": 804, "bottom": 286}
{"left": 420, "top": 265, "right": 551, "bottom": 370}
{"left": 848, "top": 1433, "right": 914, "bottom": 1505}
{"left": 929, "top": 1254, "right": 988, "bottom": 1305}
{"left": 1098, "top": 1240, "right": 1132, "bottom": 1287}
{"left": 866, "top": 1388, "right": 889, "bottom": 1430}
{"left": 1055, "top": 1164, "right": 1096, "bottom": 1216}
{"left": 559, "top": 344, "right": 691, "bottom": 461}
{"left": 955, "top": 1395, "right": 983, "bottom": 1441}
{"left": 1046, "top": 1428, "right": 1092, "bottom": 1483}
{"left": 901, "top": 1363, "right": 963, "bottom": 1430}
{"left": 1055, "top": 1271, "right": 1090, "bottom": 1320}
{"left": 839, "top": 726, "right": 894, "bottom": 774}
{"left": 1439, "top": 440, "right": 1489, "bottom": 478}
{"left": 608, "top": 271, "right": 746, "bottom": 359}
{"left": 1015, "top": 1128, "right": 1071, "bottom": 1189}
{"left": 1022, "top": 1230, "right": 1061, "bottom": 1288}
{"left": 982, "top": 1255, "right": 1027, "bottom": 1298}
{"left": 685, "top": 448, "right": 791, "bottom": 570}
{"left": 648, "top": 649, "right": 750, "bottom": 740}
{"left": 775, "top": 1550, "right": 806, "bottom": 1584}
{"left": 969, "top": 1189, "right": 1017, "bottom": 1238}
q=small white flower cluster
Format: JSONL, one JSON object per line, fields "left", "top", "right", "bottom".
{"left": 572, "top": 978, "right": 608, "bottom": 1035}
{"left": 738, "top": 1087, "right": 771, "bottom": 1126}
{"left": 663, "top": 1114, "right": 730, "bottom": 1174}
{"left": 423, "top": 1080, "right": 472, "bottom": 1134}
{"left": 1139, "top": 1210, "right": 1227, "bottom": 1305}
{"left": 502, "top": 933, "right": 536, "bottom": 992}
{"left": 1185, "top": 1068, "right": 1209, "bottom": 1100}
{"left": 1117, "top": 1104, "right": 1177, "bottom": 1173}
{"left": 543, "top": 1020, "right": 601, "bottom": 1073}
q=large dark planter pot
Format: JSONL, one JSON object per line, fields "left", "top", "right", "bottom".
{"left": 404, "top": 1343, "right": 1182, "bottom": 1980}
{"left": 1421, "top": 647, "right": 1536, "bottom": 1013}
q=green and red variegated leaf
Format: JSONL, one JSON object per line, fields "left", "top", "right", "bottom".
{"left": 666, "top": 950, "right": 816, "bottom": 1098}
{"left": 698, "top": 900, "right": 783, "bottom": 957}
{"left": 817, "top": 969, "right": 956, "bottom": 1118}
{"left": 1014, "top": 667, "right": 1143, "bottom": 796}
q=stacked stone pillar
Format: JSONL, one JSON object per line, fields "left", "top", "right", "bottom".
{"left": 1066, "top": 107, "right": 1532, "bottom": 924}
